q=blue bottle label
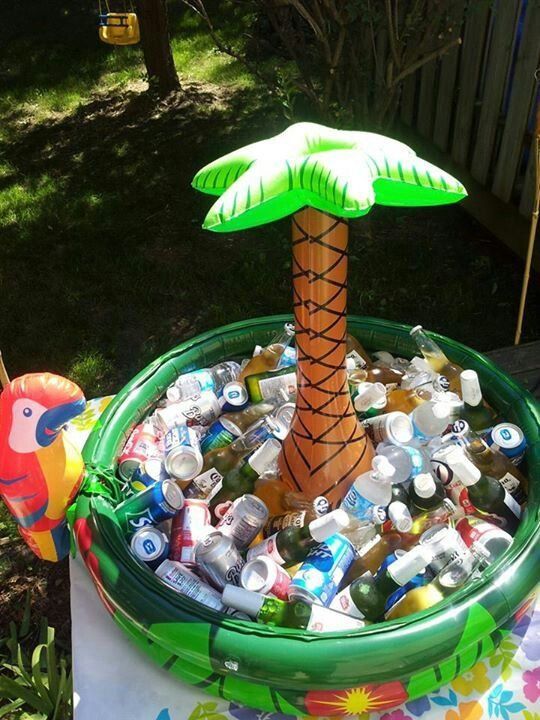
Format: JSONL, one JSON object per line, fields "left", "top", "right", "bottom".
{"left": 341, "top": 485, "right": 377, "bottom": 522}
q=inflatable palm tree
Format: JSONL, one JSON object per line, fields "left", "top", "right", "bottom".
{"left": 193, "top": 123, "right": 466, "bottom": 506}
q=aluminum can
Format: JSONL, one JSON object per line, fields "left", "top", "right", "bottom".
{"left": 419, "top": 523, "right": 472, "bottom": 573}
{"left": 456, "top": 516, "right": 513, "bottom": 563}
{"left": 129, "top": 457, "right": 168, "bottom": 493}
{"left": 155, "top": 559, "right": 225, "bottom": 611}
{"left": 216, "top": 494, "right": 269, "bottom": 549}
{"left": 184, "top": 468, "right": 224, "bottom": 500}
{"left": 154, "top": 391, "right": 221, "bottom": 432}
{"left": 169, "top": 499, "right": 212, "bottom": 566}
{"left": 385, "top": 569, "right": 430, "bottom": 612}
{"left": 118, "top": 422, "right": 161, "bottom": 481}
{"left": 219, "top": 382, "right": 249, "bottom": 412}
{"left": 115, "top": 479, "right": 184, "bottom": 536}
{"left": 486, "top": 423, "right": 527, "bottom": 465}
{"left": 240, "top": 556, "right": 291, "bottom": 599}
{"left": 200, "top": 418, "right": 242, "bottom": 455}
{"left": 363, "top": 412, "right": 414, "bottom": 445}
{"left": 289, "top": 533, "right": 356, "bottom": 606}
{"left": 164, "top": 425, "right": 203, "bottom": 482}
{"left": 130, "top": 526, "right": 169, "bottom": 569}
{"left": 195, "top": 531, "right": 245, "bottom": 590}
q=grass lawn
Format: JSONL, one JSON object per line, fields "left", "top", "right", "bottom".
{"left": 0, "top": 0, "right": 539, "bottom": 700}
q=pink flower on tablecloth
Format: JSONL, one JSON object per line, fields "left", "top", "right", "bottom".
{"left": 523, "top": 667, "right": 540, "bottom": 703}
{"left": 380, "top": 711, "right": 413, "bottom": 720}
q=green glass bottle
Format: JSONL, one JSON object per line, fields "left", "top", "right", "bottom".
{"left": 244, "top": 366, "right": 297, "bottom": 403}
{"left": 408, "top": 473, "right": 446, "bottom": 516}
{"left": 246, "top": 509, "right": 350, "bottom": 567}
{"left": 447, "top": 449, "right": 521, "bottom": 534}
{"left": 459, "top": 370, "right": 497, "bottom": 432}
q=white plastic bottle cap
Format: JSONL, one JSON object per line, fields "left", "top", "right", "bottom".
{"left": 410, "top": 325, "right": 423, "bottom": 336}
{"left": 388, "top": 546, "right": 433, "bottom": 586}
{"left": 413, "top": 473, "right": 437, "bottom": 498}
{"left": 432, "top": 403, "right": 450, "bottom": 420}
{"left": 221, "top": 585, "right": 266, "bottom": 617}
{"left": 460, "top": 369, "right": 483, "bottom": 407}
{"left": 309, "top": 509, "right": 350, "bottom": 542}
{"left": 372, "top": 455, "right": 396, "bottom": 479}
{"left": 446, "top": 449, "right": 481, "bottom": 487}
{"left": 248, "top": 438, "right": 282, "bottom": 475}
{"left": 388, "top": 501, "right": 413, "bottom": 532}
{"left": 388, "top": 412, "right": 414, "bottom": 444}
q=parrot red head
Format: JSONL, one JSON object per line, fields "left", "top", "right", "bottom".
{"left": 0, "top": 373, "right": 86, "bottom": 454}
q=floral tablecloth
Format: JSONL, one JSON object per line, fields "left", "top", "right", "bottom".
{"left": 68, "top": 400, "right": 540, "bottom": 720}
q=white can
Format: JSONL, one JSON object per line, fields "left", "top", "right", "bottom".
{"left": 240, "top": 556, "right": 291, "bottom": 600}
{"left": 155, "top": 559, "right": 225, "bottom": 611}
{"left": 364, "top": 412, "right": 413, "bottom": 445}
{"left": 163, "top": 425, "right": 203, "bottom": 482}
{"left": 154, "top": 391, "right": 222, "bottom": 432}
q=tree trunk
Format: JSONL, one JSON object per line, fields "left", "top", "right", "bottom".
{"left": 137, "top": 0, "right": 180, "bottom": 96}
{"left": 278, "top": 208, "right": 374, "bottom": 507}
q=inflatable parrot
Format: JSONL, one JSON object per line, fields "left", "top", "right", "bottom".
{"left": 0, "top": 373, "right": 86, "bottom": 561}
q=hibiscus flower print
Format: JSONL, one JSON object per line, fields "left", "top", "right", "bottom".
{"left": 451, "top": 662, "right": 490, "bottom": 696}
{"left": 445, "top": 701, "right": 483, "bottom": 720}
{"left": 523, "top": 667, "right": 540, "bottom": 704}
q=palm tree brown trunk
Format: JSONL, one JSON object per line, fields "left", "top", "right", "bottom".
{"left": 278, "top": 207, "right": 374, "bottom": 507}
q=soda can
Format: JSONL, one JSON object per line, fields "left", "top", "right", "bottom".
{"left": 456, "top": 516, "right": 513, "bottom": 563}
{"left": 164, "top": 425, "right": 203, "bottom": 482}
{"left": 216, "top": 494, "right": 269, "bottom": 549}
{"left": 130, "top": 526, "right": 169, "bottom": 569}
{"left": 200, "top": 418, "right": 242, "bottom": 455}
{"left": 419, "top": 524, "right": 471, "bottom": 573}
{"left": 154, "top": 391, "right": 222, "bottom": 432}
{"left": 219, "top": 382, "right": 249, "bottom": 412}
{"left": 155, "top": 559, "right": 225, "bottom": 611}
{"left": 118, "top": 422, "right": 161, "bottom": 481}
{"left": 363, "top": 412, "right": 413, "bottom": 446}
{"left": 169, "top": 499, "right": 212, "bottom": 566}
{"left": 115, "top": 480, "right": 184, "bottom": 536}
{"left": 240, "top": 556, "right": 291, "bottom": 600}
{"left": 273, "top": 402, "right": 295, "bottom": 435}
{"left": 129, "top": 457, "right": 168, "bottom": 493}
{"left": 486, "top": 423, "right": 527, "bottom": 465}
{"left": 195, "top": 531, "right": 245, "bottom": 590}
{"left": 288, "top": 533, "right": 356, "bottom": 606}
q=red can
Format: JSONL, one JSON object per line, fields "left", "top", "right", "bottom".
{"left": 240, "top": 556, "right": 291, "bottom": 600}
{"left": 169, "top": 499, "right": 212, "bottom": 566}
{"left": 118, "top": 422, "right": 161, "bottom": 481}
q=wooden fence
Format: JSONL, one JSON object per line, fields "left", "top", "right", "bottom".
{"left": 399, "top": 0, "right": 540, "bottom": 264}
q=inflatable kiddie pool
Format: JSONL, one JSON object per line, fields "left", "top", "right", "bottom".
{"left": 72, "top": 315, "right": 540, "bottom": 717}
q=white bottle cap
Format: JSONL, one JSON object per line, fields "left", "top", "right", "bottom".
{"left": 387, "top": 412, "right": 414, "bottom": 444}
{"left": 388, "top": 501, "right": 413, "bottom": 532}
{"left": 413, "top": 473, "right": 437, "bottom": 499}
{"left": 372, "top": 455, "right": 396, "bottom": 480}
{"left": 388, "top": 546, "right": 433, "bottom": 586}
{"left": 460, "top": 370, "right": 483, "bottom": 407}
{"left": 410, "top": 325, "right": 423, "bottom": 336}
{"left": 354, "top": 382, "right": 387, "bottom": 412}
{"left": 309, "top": 509, "right": 350, "bottom": 542}
{"left": 248, "top": 438, "right": 282, "bottom": 475}
{"left": 221, "top": 585, "right": 265, "bottom": 617}
{"left": 432, "top": 402, "right": 450, "bottom": 420}
{"left": 446, "top": 448, "right": 481, "bottom": 486}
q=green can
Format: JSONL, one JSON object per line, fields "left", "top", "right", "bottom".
{"left": 115, "top": 479, "right": 184, "bottom": 536}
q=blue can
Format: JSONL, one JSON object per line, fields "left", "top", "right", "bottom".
{"left": 220, "top": 382, "right": 250, "bottom": 412}
{"left": 486, "top": 423, "right": 527, "bottom": 465}
{"left": 385, "top": 570, "right": 430, "bottom": 612}
{"left": 115, "top": 479, "right": 184, "bottom": 536}
{"left": 289, "top": 533, "right": 356, "bottom": 606}
{"left": 130, "top": 526, "right": 170, "bottom": 569}
{"left": 200, "top": 418, "right": 242, "bottom": 454}
{"left": 129, "top": 457, "right": 169, "bottom": 493}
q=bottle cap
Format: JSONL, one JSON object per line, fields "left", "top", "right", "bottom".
{"left": 413, "top": 473, "right": 436, "bottom": 498}
{"left": 388, "top": 501, "right": 413, "bottom": 532}
{"left": 372, "top": 455, "right": 396, "bottom": 480}
{"left": 309, "top": 509, "right": 350, "bottom": 542}
{"left": 388, "top": 546, "right": 433, "bottom": 586}
{"left": 410, "top": 325, "right": 423, "bottom": 336}
{"left": 432, "top": 402, "right": 450, "bottom": 420}
{"left": 284, "top": 323, "right": 295, "bottom": 336}
{"left": 248, "top": 438, "right": 282, "bottom": 475}
{"left": 460, "top": 370, "right": 483, "bottom": 407}
{"left": 446, "top": 449, "right": 481, "bottom": 487}
{"left": 221, "top": 585, "right": 266, "bottom": 617}
{"left": 353, "top": 382, "right": 387, "bottom": 412}
{"left": 386, "top": 412, "right": 414, "bottom": 444}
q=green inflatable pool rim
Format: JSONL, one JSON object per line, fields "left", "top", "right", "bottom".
{"left": 73, "top": 315, "right": 540, "bottom": 716}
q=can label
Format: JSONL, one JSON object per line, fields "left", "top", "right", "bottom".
{"left": 329, "top": 585, "right": 366, "bottom": 619}
{"left": 155, "top": 560, "right": 225, "bottom": 611}
{"left": 246, "top": 534, "right": 285, "bottom": 565}
{"left": 169, "top": 501, "right": 211, "bottom": 565}
{"left": 118, "top": 424, "right": 160, "bottom": 479}
{"left": 306, "top": 604, "right": 364, "bottom": 632}
{"left": 264, "top": 511, "right": 307, "bottom": 536}
{"left": 156, "top": 392, "right": 220, "bottom": 430}
{"left": 290, "top": 535, "right": 355, "bottom": 606}
{"left": 456, "top": 517, "right": 513, "bottom": 552}
{"left": 269, "top": 565, "right": 292, "bottom": 599}
{"left": 197, "top": 536, "right": 245, "bottom": 589}
{"left": 258, "top": 372, "right": 297, "bottom": 400}
{"left": 186, "top": 468, "right": 223, "bottom": 499}
{"left": 216, "top": 498, "right": 267, "bottom": 549}
{"left": 116, "top": 481, "right": 178, "bottom": 535}
{"left": 164, "top": 425, "right": 194, "bottom": 454}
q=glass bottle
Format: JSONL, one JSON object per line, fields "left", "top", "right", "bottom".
{"left": 341, "top": 532, "right": 409, "bottom": 585}
{"left": 346, "top": 333, "right": 373, "bottom": 367}
{"left": 239, "top": 324, "right": 295, "bottom": 381}
{"left": 244, "top": 367, "right": 297, "bottom": 404}
{"left": 384, "top": 387, "right": 431, "bottom": 414}
{"left": 254, "top": 472, "right": 329, "bottom": 516}
{"left": 410, "top": 325, "right": 464, "bottom": 393}
{"left": 246, "top": 509, "right": 350, "bottom": 567}
{"left": 222, "top": 394, "right": 287, "bottom": 433}
{"left": 459, "top": 370, "right": 497, "bottom": 432}
{"left": 408, "top": 473, "right": 446, "bottom": 516}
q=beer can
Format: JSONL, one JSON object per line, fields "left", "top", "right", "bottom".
{"left": 129, "top": 457, "right": 168, "bottom": 493}
{"left": 164, "top": 425, "right": 203, "bottom": 482}
{"left": 195, "top": 531, "right": 245, "bottom": 590}
{"left": 216, "top": 494, "right": 269, "bottom": 549}
{"left": 240, "top": 556, "right": 291, "bottom": 600}
{"left": 154, "top": 391, "right": 222, "bottom": 432}
{"left": 419, "top": 524, "right": 471, "bottom": 573}
{"left": 289, "top": 534, "right": 356, "bottom": 606}
{"left": 219, "top": 382, "right": 249, "bottom": 412}
{"left": 130, "top": 526, "right": 169, "bottom": 569}
{"left": 486, "top": 423, "right": 527, "bottom": 465}
{"left": 273, "top": 402, "right": 296, "bottom": 434}
{"left": 184, "top": 468, "right": 224, "bottom": 500}
{"left": 200, "top": 418, "right": 242, "bottom": 455}
{"left": 115, "top": 479, "right": 184, "bottom": 536}
{"left": 118, "top": 422, "right": 161, "bottom": 481}
{"left": 169, "top": 499, "right": 212, "bottom": 566}
{"left": 456, "top": 516, "right": 513, "bottom": 564}
{"left": 155, "top": 559, "right": 225, "bottom": 611}
{"left": 363, "top": 412, "right": 413, "bottom": 446}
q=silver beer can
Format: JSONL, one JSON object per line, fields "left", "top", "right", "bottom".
{"left": 419, "top": 524, "right": 471, "bottom": 573}
{"left": 216, "top": 494, "right": 269, "bottom": 549}
{"left": 194, "top": 531, "right": 245, "bottom": 590}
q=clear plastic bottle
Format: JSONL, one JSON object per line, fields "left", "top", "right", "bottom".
{"left": 341, "top": 456, "right": 395, "bottom": 521}
{"left": 239, "top": 324, "right": 295, "bottom": 381}
{"left": 410, "top": 401, "right": 451, "bottom": 440}
{"left": 376, "top": 443, "right": 427, "bottom": 483}
{"left": 167, "top": 361, "right": 240, "bottom": 402}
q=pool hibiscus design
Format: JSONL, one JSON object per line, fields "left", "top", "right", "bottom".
{"left": 304, "top": 681, "right": 408, "bottom": 716}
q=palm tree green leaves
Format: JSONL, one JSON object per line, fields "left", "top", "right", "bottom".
{"left": 193, "top": 122, "right": 467, "bottom": 233}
